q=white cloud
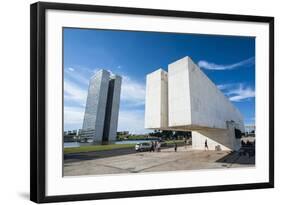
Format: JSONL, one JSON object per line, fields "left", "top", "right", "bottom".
{"left": 65, "top": 66, "right": 96, "bottom": 86}
{"left": 228, "top": 86, "right": 255, "bottom": 102}
{"left": 217, "top": 83, "right": 255, "bottom": 102}
{"left": 64, "top": 106, "right": 84, "bottom": 124}
{"left": 118, "top": 109, "right": 149, "bottom": 134}
{"left": 198, "top": 57, "right": 254, "bottom": 70}
{"left": 64, "top": 106, "right": 84, "bottom": 130}
{"left": 64, "top": 79, "right": 87, "bottom": 106}
{"left": 120, "top": 76, "right": 146, "bottom": 106}
{"left": 68, "top": 67, "right": 75, "bottom": 72}
{"left": 217, "top": 83, "right": 234, "bottom": 90}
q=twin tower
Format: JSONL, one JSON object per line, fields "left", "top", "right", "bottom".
{"left": 82, "top": 70, "right": 122, "bottom": 144}
{"left": 145, "top": 56, "right": 245, "bottom": 150}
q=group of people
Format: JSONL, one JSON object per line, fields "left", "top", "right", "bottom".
{"left": 149, "top": 141, "right": 161, "bottom": 152}
{"left": 241, "top": 139, "right": 255, "bottom": 147}
{"left": 240, "top": 139, "right": 255, "bottom": 158}
{"left": 149, "top": 138, "right": 190, "bottom": 153}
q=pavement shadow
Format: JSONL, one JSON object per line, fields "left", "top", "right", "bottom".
{"left": 216, "top": 148, "right": 255, "bottom": 165}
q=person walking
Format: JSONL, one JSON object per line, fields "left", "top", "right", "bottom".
{"left": 156, "top": 141, "right": 160, "bottom": 152}
{"left": 205, "top": 139, "right": 209, "bottom": 151}
{"left": 174, "top": 142, "right": 178, "bottom": 152}
{"left": 150, "top": 141, "right": 154, "bottom": 152}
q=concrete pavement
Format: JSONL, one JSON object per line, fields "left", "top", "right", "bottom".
{"left": 64, "top": 146, "right": 254, "bottom": 176}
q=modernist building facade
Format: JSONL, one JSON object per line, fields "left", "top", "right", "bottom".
{"left": 145, "top": 56, "right": 245, "bottom": 150}
{"left": 82, "top": 69, "right": 122, "bottom": 144}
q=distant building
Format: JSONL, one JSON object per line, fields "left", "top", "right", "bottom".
{"left": 64, "top": 130, "right": 79, "bottom": 142}
{"left": 245, "top": 124, "right": 255, "bottom": 136}
{"left": 81, "top": 69, "right": 122, "bottom": 144}
{"left": 117, "top": 131, "right": 130, "bottom": 135}
{"left": 79, "top": 129, "right": 95, "bottom": 142}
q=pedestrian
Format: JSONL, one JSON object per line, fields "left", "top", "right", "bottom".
{"left": 205, "top": 139, "right": 209, "bottom": 151}
{"left": 158, "top": 142, "right": 161, "bottom": 152}
{"left": 174, "top": 142, "right": 178, "bottom": 152}
{"left": 184, "top": 137, "right": 187, "bottom": 149}
{"left": 152, "top": 141, "right": 155, "bottom": 152}
{"left": 241, "top": 140, "right": 245, "bottom": 147}
{"left": 155, "top": 141, "right": 158, "bottom": 152}
{"left": 150, "top": 141, "right": 154, "bottom": 152}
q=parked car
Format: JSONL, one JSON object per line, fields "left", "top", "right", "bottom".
{"left": 135, "top": 142, "right": 152, "bottom": 152}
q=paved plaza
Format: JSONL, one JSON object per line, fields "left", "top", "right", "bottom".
{"left": 64, "top": 146, "right": 255, "bottom": 176}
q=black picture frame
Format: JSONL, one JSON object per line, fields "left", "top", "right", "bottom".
{"left": 30, "top": 1, "right": 274, "bottom": 203}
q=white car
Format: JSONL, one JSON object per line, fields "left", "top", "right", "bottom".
{"left": 135, "top": 142, "right": 152, "bottom": 152}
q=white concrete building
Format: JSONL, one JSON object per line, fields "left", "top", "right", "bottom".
{"left": 145, "top": 69, "right": 168, "bottom": 129}
{"left": 145, "top": 56, "right": 245, "bottom": 151}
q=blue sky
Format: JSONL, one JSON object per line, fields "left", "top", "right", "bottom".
{"left": 64, "top": 28, "right": 255, "bottom": 133}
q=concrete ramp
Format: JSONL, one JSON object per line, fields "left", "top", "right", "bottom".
{"left": 192, "top": 122, "right": 240, "bottom": 151}
{"left": 145, "top": 56, "right": 244, "bottom": 151}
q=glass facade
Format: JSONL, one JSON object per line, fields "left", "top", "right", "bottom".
{"left": 82, "top": 70, "right": 122, "bottom": 143}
